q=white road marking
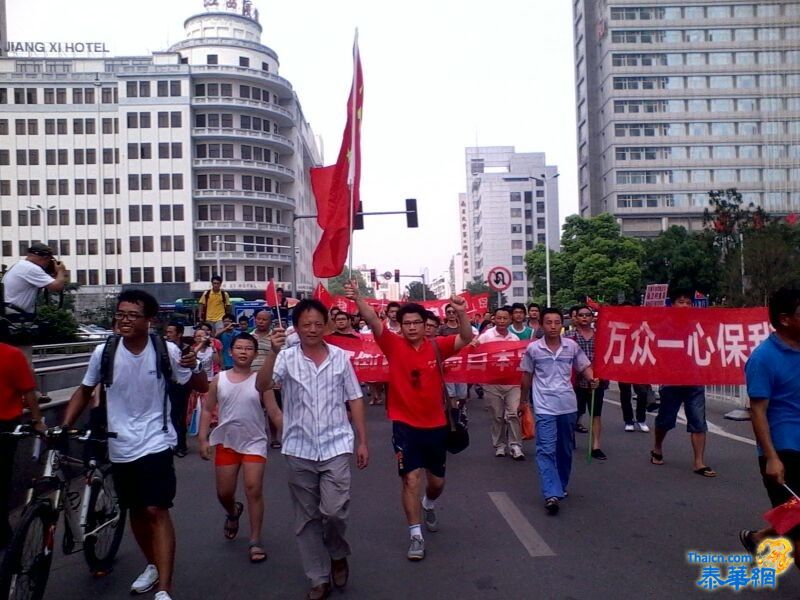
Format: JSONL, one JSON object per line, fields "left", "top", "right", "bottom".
{"left": 605, "top": 399, "right": 756, "bottom": 447}
{"left": 488, "top": 491, "right": 556, "bottom": 558}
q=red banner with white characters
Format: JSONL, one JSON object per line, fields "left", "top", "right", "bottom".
{"left": 593, "top": 306, "right": 770, "bottom": 385}
{"left": 325, "top": 335, "right": 527, "bottom": 384}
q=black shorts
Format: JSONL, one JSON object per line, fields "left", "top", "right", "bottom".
{"left": 759, "top": 450, "right": 800, "bottom": 508}
{"left": 112, "top": 448, "right": 176, "bottom": 510}
{"left": 392, "top": 421, "right": 448, "bottom": 478}
{"left": 575, "top": 386, "right": 605, "bottom": 417}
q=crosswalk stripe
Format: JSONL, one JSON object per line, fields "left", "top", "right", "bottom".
{"left": 488, "top": 491, "right": 556, "bottom": 558}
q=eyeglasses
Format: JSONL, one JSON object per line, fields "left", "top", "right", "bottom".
{"left": 402, "top": 320, "right": 424, "bottom": 326}
{"left": 114, "top": 311, "right": 145, "bottom": 321}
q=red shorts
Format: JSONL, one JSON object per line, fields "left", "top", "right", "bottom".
{"left": 214, "top": 445, "right": 267, "bottom": 467}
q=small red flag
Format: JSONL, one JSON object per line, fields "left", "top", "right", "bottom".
{"left": 586, "top": 296, "right": 601, "bottom": 311}
{"left": 764, "top": 497, "right": 800, "bottom": 534}
{"left": 310, "top": 36, "right": 363, "bottom": 278}
{"left": 264, "top": 279, "right": 279, "bottom": 308}
{"left": 312, "top": 283, "right": 334, "bottom": 308}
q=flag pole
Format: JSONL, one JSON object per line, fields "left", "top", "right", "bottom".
{"left": 273, "top": 282, "right": 283, "bottom": 329}
{"left": 346, "top": 28, "right": 359, "bottom": 280}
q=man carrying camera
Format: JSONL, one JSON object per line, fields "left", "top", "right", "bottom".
{"left": 3, "top": 242, "right": 67, "bottom": 316}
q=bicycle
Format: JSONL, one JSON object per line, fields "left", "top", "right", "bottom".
{"left": 0, "top": 425, "right": 127, "bottom": 600}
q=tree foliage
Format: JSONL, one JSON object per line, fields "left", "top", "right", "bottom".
{"left": 405, "top": 281, "right": 436, "bottom": 301}
{"left": 525, "top": 213, "right": 643, "bottom": 308}
{"left": 640, "top": 226, "right": 719, "bottom": 296}
{"left": 464, "top": 277, "right": 506, "bottom": 311}
{"left": 326, "top": 267, "right": 375, "bottom": 298}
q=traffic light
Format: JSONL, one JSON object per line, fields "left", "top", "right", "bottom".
{"left": 369, "top": 269, "right": 377, "bottom": 283}
{"left": 394, "top": 269, "right": 400, "bottom": 283}
{"left": 405, "top": 198, "right": 418, "bottom": 228}
{"left": 353, "top": 201, "right": 364, "bottom": 230}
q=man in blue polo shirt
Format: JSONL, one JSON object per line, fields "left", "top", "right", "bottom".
{"left": 740, "top": 288, "right": 800, "bottom": 563}
{"left": 520, "top": 308, "right": 598, "bottom": 515}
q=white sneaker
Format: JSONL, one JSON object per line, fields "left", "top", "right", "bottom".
{"left": 130, "top": 564, "right": 159, "bottom": 594}
{"left": 624, "top": 423, "right": 635, "bottom": 432}
{"left": 495, "top": 446, "right": 507, "bottom": 457}
{"left": 636, "top": 422, "right": 650, "bottom": 433}
{"left": 510, "top": 446, "right": 525, "bottom": 461}
{"left": 154, "top": 592, "right": 173, "bottom": 600}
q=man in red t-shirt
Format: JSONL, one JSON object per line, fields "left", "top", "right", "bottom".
{"left": 347, "top": 282, "right": 473, "bottom": 562}
{"left": 0, "top": 342, "right": 45, "bottom": 546}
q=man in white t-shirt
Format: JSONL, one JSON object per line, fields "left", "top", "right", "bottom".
{"left": 474, "top": 306, "right": 526, "bottom": 460}
{"left": 63, "top": 290, "right": 207, "bottom": 600}
{"left": 2, "top": 243, "right": 67, "bottom": 315}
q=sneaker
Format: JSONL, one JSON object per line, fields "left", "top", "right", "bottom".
{"left": 636, "top": 422, "right": 650, "bottom": 433}
{"left": 510, "top": 446, "right": 525, "bottom": 461}
{"left": 407, "top": 536, "right": 425, "bottom": 561}
{"left": 422, "top": 504, "right": 439, "bottom": 532}
{"left": 154, "top": 592, "right": 173, "bottom": 600}
{"left": 130, "top": 564, "right": 159, "bottom": 594}
{"left": 495, "top": 446, "right": 507, "bottom": 458}
{"left": 739, "top": 529, "right": 757, "bottom": 555}
{"left": 624, "top": 423, "right": 635, "bottom": 432}
{"left": 544, "top": 497, "right": 559, "bottom": 515}
{"left": 591, "top": 449, "right": 608, "bottom": 461}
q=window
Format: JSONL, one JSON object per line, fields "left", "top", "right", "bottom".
{"left": 127, "top": 112, "right": 138, "bottom": 128}
{"left": 170, "top": 112, "right": 181, "bottom": 128}
{"left": 140, "top": 112, "right": 150, "bottom": 128}
{"left": 239, "top": 56, "right": 250, "bottom": 68}
{"left": 143, "top": 237, "right": 154, "bottom": 252}
{"left": 207, "top": 54, "right": 218, "bottom": 65}
{"left": 158, "top": 112, "right": 169, "bottom": 128}
{"left": 160, "top": 236, "right": 172, "bottom": 252}
{"left": 510, "top": 224, "right": 522, "bottom": 234}
{"left": 170, "top": 81, "right": 181, "bottom": 96}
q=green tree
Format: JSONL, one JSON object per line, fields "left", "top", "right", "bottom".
{"left": 640, "top": 226, "right": 719, "bottom": 298}
{"left": 405, "top": 281, "right": 435, "bottom": 301}
{"left": 525, "top": 213, "right": 644, "bottom": 308}
{"left": 326, "top": 267, "right": 375, "bottom": 298}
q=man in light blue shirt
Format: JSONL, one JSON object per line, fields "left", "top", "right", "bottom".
{"left": 520, "top": 308, "right": 597, "bottom": 515}
{"left": 740, "top": 288, "right": 800, "bottom": 563}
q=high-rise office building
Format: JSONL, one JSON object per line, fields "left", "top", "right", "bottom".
{"left": 0, "top": 3, "right": 322, "bottom": 302}
{"left": 574, "top": 1, "right": 800, "bottom": 236}
{"left": 463, "top": 146, "right": 559, "bottom": 304}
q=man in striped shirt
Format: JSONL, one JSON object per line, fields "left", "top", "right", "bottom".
{"left": 256, "top": 299, "right": 368, "bottom": 600}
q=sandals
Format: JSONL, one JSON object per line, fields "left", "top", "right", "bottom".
{"left": 694, "top": 466, "right": 717, "bottom": 478}
{"left": 224, "top": 502, "right": 244, "bottom": 540}
{"left": 575, "top": 424, "right": 589, "bottom": 434}
{"left": 249, "top": 542, "right": 267, "bottom": 563}
{"left": 649, "top": 450, "right": 664, "bottom": 465}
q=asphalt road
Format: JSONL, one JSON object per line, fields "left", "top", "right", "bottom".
{"left": 21, "top": 390, "right": 798, "bottom": 600}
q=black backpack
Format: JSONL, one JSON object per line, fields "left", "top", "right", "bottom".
{"left": 99, "top": 333, "right": 175, "bottom": 432}
{"left": 200, "top": 289, "right": 230, "bottom": 309}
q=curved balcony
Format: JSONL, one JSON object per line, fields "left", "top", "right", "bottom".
{"left": 193, "top": 158, "right": 295, "bottom": 182}
{"left": 190, "top": 65, "right": 292, "bottom": 97}
{"left": 195, "top": 250, "right": 291, "bottom": 264}
{"left": 194, "top": 220, "right": 291, "bottom": 236}
{"left": 192, "top": 127, "right": 294, "bottom": 152}
{"left": 191, "top": 96, "right": 294, "bottom": 126}
{"left": 193, "top": 188, "right": 295, "bottom": 210}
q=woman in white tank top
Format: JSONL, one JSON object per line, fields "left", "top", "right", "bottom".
{"left": 199, "top": 333, "right": 283, "bottom": 563}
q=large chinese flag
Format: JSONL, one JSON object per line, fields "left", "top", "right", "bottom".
{"left": 312, "top": 283, "right": 334, "bottom": 308}
{"left": 310, "top": 36, "right": 364, "bottom": 277}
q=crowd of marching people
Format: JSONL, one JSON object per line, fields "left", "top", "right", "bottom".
{"left": 2, "top": 256, "right": 800, "bottom": 598}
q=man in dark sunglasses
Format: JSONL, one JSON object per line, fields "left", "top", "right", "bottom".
{"left": 346, "top": 281, "right": 473, "bottom": 562}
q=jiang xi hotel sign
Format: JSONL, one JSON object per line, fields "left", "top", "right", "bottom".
{"left": 5, "top": 41, "right": 110, "bottom": 55}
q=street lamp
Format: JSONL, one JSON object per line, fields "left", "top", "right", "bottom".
{"left": 26, "top": 204, "right": 55, "bottom": 247}
{"left": 537, "top": 173, "right": 559, "bottom": 307}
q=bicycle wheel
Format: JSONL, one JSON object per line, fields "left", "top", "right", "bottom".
{"left": 0, "top": 501, "right": 57, "bottom": 600}
{"left": 82, "top": 470, "right": 127, "bottom": 575}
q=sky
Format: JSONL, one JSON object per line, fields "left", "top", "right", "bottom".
{"left": 6, "top": 0, "right": 579, "bottom": 283}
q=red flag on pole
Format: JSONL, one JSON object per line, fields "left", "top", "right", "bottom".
{"left": 312, "top": 283, "right": 334, "bottom": 308}
{"left": 310, "top": 34, "right": 363, "bottom": 278}
{"left": 264, "top": 279, "right": 278, "bottom": 307}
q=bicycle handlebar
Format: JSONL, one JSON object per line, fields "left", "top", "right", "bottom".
{"left": 4, "top": 424, "right": 118, "bottom": 442}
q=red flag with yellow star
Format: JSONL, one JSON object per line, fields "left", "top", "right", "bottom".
{"left": 310, "top": 36, "right": 363, "bottom": 277}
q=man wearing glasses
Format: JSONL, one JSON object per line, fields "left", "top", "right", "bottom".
{"left": 64, "top": 290, "right": 208, "bottom": 600}
{"left": 566, "top": 306, "right": 609, "bottom": 460}
{"left": 346, "top": 282, "right": 473, "bottom": 561}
